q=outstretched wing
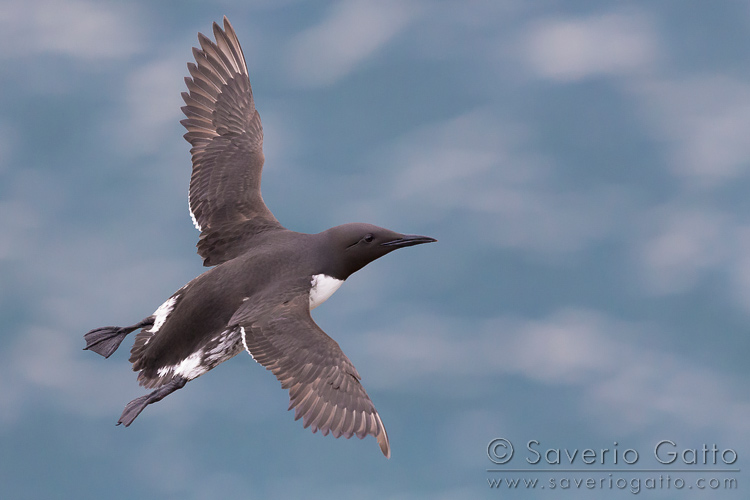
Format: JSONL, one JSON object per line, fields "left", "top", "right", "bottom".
{"left": 182, "top": 17, "right": 283, "bottom": 266}
{"left": 231, "top": 293, "right": 391, "bottom": 458}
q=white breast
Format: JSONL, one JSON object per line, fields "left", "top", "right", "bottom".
{"left": 309, "top": 274, "right": 344, "bottom": 310}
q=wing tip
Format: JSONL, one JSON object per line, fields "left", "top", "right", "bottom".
{"left": 375, "top": 413, "right": 391, "bottom": 458}
{"left": 380, "top": 437, "right": 391, "bottom": 459}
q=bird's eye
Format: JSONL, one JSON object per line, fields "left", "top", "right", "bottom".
{"left": 363, "top": 234, "right": 374, "bottom": 243}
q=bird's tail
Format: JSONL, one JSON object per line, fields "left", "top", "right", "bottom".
{"left": 83, "top": 318, "right": 154, "bottom": 358}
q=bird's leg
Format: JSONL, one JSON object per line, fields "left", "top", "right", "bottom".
{"left": 117, "top": 377, "right": 188, "bottom": 427}
{"left": 83, "top": 317, "right": 154, "bottom": 358}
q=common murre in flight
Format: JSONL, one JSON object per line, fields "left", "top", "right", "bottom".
{"left": 83, "top": 17, "right": 435, "bottom": 458}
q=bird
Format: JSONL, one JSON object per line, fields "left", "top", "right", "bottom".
{"left": 82, "top": 17, "right": 435, "bottom": 458}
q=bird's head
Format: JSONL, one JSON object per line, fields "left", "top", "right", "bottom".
{"left": 319, "top": 223, "right": 436, "bottom": 280}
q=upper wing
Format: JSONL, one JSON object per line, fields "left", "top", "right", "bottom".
{"left": 181, "top": 17, "right": 283, "bottom": 266}
{"left": 231, "top": 293, "right": 391, "bottom": 458}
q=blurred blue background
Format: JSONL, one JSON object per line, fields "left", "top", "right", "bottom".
{"left": 1, "top": 1, "right": 748, "bottom": 498}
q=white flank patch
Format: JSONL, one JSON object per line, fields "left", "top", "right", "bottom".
{"left": 151, "top": 295, "right": 178, "bottom": 333}
{"left": 240, "top": 326, "right": 256, "bottom": 361}
{"left": 157, "top": 350, "right": 206, "bottom": 380}
{"left": 309, "top": 274, "right": 344, "bottom": 310}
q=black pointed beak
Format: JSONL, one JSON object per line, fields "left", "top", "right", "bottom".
{"left": 381, "top": 234, "right": 437, "bottom": 248}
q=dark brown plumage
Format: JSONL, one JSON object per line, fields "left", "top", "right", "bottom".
{"left": 182, "top": 19, "right": 281, "bottom": 266}
{"left": 83, "top": 17, "right": 435, "bottom": 459}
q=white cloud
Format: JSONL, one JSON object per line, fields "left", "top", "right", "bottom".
{"left": 631, "top": 201, "right": 750, "bottom": 311}
{"left": 0, "top": 0, "right": 143, "bottom": 60}
{"left": 0, "top": 199, "right": 39, "bottom": 260}
{"left": 731, "top": 227, "right": 750, "bottom": 311}
{"left": 521, "top": 11, "right": 658, "bottom": 82}
{"left": 353, "top": 309, "right": 750, "bottom": 440}
{"left": 285, "top": 0, "right": 420, "bottom": 87}
{"left": 590, "top": 350, "right": 750, "bottom": 436}
{"left": 106, "top": 53, "right": 186, "bottom": 157}
{"left": 632, "top": 75, "right": 750, "bottom": 186}
{"left": 0, "top": 177, "right": 199, "bottom": 426}
{"left": 357, "top": 111, "right": 630, "bottom": 255}
{"left": 2, "top": 325, "right": 135, "bottom": 424}
{"left": 0, "top": 121, "right": 16, "bottom": 174}
{"left": 0, "top": 166, "right": 65, "bottom": 262}
{"left": 353, "top": 310, "right": 621, "bottom": 385}
{"left": 635, "top": 204, "right": 730, "bottom": 295}
{"left": 0, "top": 253, "right": 200, "bottom": 427}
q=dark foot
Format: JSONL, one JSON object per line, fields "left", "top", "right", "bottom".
{"left": 117, "top": 377, "right": 187, "bottom": 427}
{"left": 83, "top": 318, "right": 154, "bottom": 358}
